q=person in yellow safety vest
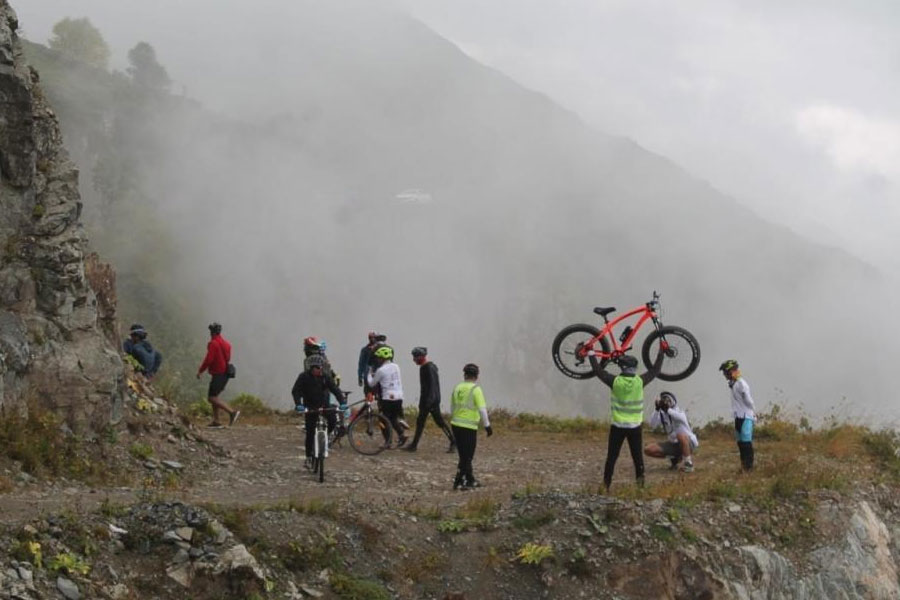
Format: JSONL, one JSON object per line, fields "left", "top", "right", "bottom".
{"left": 450, "top": 363, "right": 493, "bottom": 490}
{"left": 595, "top": 350, "right": 664, "bottom": 492}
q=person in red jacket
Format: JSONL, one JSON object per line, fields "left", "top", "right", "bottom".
{"left": 196, "top": 322, "right": 240, "bottom": 428}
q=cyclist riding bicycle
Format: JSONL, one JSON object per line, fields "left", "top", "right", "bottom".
{"left": 366, "top": 345, "right": 408, "bottom": 447}
{"left": 292, "top": 354, "right": 346, "bottom": 469}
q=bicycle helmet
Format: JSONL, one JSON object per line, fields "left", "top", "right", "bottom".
{"left": 373, "top": 346, "right": 394, "bottom": 360}
{"left": 719, "top": 359, "right": 739, "bottom": 372}
{"left": 411, "top": 347, "right": 427, "bottom": 358}
{"left": 320, "top": 340, "right": 327, "bottom": 352}
{"left": 618, "top": 355, "right": 638, "bottom": 374}
{"left": 374, "top": 333, "right": 387, "bottom": 342}
{"left": 659, "top": 391, "right": 677, "bottom": 407}
{"left": 463, "top": 363, "right": 479, "bottom": 378}
{"left": 208, "top": 322, "right": 222, "bottom": 335}
{"left": 306, "top": 354, "right": 326, "bottom": 370}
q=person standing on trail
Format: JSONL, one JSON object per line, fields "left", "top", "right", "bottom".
{"left": 595, "top": 351, "right": 663, "bottom": 492}
{"left": 292, "top": 354, "right": 346, "bottom": 470}
{"left": 358, "top": 331, "right": 377, "bottom": 388}
{"left": 450, "top": 363, "right": 492, "bottom": 490}
{"left": 720, "top": 359, "right": 755, "bottom": 471}
{"left": 644, "top": 391, "right": 698, "bottom": 473}
{"left": 123, "top": 323, "right": 162, "bottom": 379}
{"left": 366, "top": 345, "right": 408, "bottom": 447}
{"left": 196, "top": 322, "right": 240, "bottom": 429}
{"left": 404, "top": 347, "right": 455, "bottom": 453}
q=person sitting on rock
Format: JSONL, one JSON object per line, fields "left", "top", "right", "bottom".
{"left": 644, "top": 391, "right": 698, "bottom": 473}
{"left": 123, "top": 323, "right": 162, "bottom": 379}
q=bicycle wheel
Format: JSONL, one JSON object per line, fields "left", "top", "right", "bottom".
{"left": 347, "top": 411, "right": 392, "bottom": 455}
{"left": 641, "top": 325, "right": 701, "bottom": 382}
{"left": 551, "top": 324, "right": 610, "bottom": 379}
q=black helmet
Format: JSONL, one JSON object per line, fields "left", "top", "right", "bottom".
{"left": 411, "top": 347, "right": 427, "bottom": 358}
{"left": 719, "top": 359, "right": 739, "bottom": 372}
{"left": 463, "top": 363, "right": 479, "bottom": 378}
{"left": 306, "top": 354, "right": 326, "bottom": 370}
{"left": 129, "top": 323, "right": 147, "bottom": 338}
{"left": 618, "top": 355, "right": 638, "bottom": 373}
{"left": 208, "top": 322, "right": 222, "bottom": 335}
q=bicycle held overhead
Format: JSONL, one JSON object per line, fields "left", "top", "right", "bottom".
{"left": 552, "top": 291, "right": 700, "bottom": 382}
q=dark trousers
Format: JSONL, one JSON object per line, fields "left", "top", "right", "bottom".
{"left": 378, "top": 400, "right": 406, "bottom": 438}
{"left": 452, "top": 425, "right": 477, "bottom": 483}
{"left": 410, "top": 402, "right": 455, "bottom": 448}
{"left": 603, "top": 425, "right": 644, "bottom": 489}
{"left": 735, "top": 417, "right": 754, "bottom": 470}
{"left": 304, "top": 410, "right": 336, "bottom": 458}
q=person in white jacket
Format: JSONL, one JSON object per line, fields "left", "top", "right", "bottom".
{"left": 644, "top": 391, "right": 698, "bottom": 473}
{"left": 720, "top": 359, "right": 755, "bottom": 471}
{"left": 366, "top": 345, "right": 409, "bottom": 447}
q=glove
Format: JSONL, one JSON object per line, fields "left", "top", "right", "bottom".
{"left": 294, "top": 405, "right": 306, "bottom": 414}
{"left": 485, "top": 425, "right": 493, "bottom": 437}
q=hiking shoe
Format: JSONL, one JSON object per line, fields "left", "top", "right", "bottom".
{"left": 669, "top": 457, "right": 680, "bottom": 470}
{"left": 464, "top": 479, "right": 481, "bottom": 490}
{"left": 229, "top": 410, "right": 241, "bottom": 427}
{"left": 206, "top": 422, "right": 225, "bottom": 429}
{"left": 681, "top": 461, "right": 694, "bottom": 473}
{"left": 402, "top": 445, "right": 417, "bottom": 452}
{"left": 453, "top": 473, "right": 464, "bottom": 490}
{"left": 396, "top": 435, "right": 409, "bottom": 448}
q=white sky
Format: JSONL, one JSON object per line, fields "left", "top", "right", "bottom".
{"left": 404, "top": 0, "right": 900, "bottom": 269}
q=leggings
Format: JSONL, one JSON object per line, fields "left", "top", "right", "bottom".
{"left": 378, "top": 400, "right": 406, "bottom": 438}
{"left": 603, "top": 425, "right": 644, "bottom": 489}
{"left": 735, "top": 417, "right": 754, "bottom": 470}
{"left": 452, "top": 425, "right": 478, "bottom": 483}
{"left": 411, "top": 402, "right": 454, "bottom": 447}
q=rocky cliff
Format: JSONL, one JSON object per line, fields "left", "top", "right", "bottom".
{"left": 0, "top": 1, "right": 123, "bottom": 432}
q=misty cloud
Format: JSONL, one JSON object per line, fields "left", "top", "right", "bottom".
{"left": 797, "top": 105, "right": 900, "bottom": 180}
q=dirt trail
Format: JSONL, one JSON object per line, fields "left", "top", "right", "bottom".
{"left": 0, "top": 423, "right": 669, "bottom": 522}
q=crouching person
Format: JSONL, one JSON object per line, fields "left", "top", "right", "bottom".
{"left": 644, "top": 391, "right": 698, "bottom": 473}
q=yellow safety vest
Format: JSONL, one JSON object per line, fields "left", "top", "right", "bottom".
{"left": 451, "top": 382, "right": 485, "bottom": 430}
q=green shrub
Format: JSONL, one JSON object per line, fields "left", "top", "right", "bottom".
{"left": 48, "top": 552, "right": 90, "bottom": 576}
{"left": 230, "top": 393, "right": 272, "bottom": 415}
{"left": 128, "top": 442, "right": 153, "bottom": 460}
{"left": 515, "top": 542, "right": 554, "bottom": 565}
{"left": 862, "top": 429, "right": 900, "bottom": 476}
{"left": 187, "top": 399, "right": 213, "bottom": 418}
{"left": 329, "top": 572, "right": 391, "bottom": 600}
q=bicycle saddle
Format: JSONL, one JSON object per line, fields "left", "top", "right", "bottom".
{"left": 593, "top": 307, "right": 616, "bottom": 317}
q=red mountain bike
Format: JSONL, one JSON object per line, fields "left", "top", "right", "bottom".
{"left": 551, "top": 291, "right": 700, "bottom": 382}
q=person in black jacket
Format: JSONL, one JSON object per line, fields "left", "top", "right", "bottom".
{"left": 404, "top": 347, "right": 455, "bottom": 453}
{"left": 292, "top": 354, "right": 346, "bottom": 469}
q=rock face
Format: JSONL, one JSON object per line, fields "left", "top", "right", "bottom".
{"left": 0, "top": 1, "right": 123, "bottom": 431}
{"left": 729, "top": 501, "right": 900, "bottom": 600}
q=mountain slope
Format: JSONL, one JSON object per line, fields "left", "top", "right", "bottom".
{"left": 21, "top": 0, "right": 895, "bottom": 420}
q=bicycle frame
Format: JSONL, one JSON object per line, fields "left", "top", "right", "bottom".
{"left": 581, "top": 295, "right": 669, "bottom": 360}
{"left": 312, "top": 406, "right": 340, "bottom": 460}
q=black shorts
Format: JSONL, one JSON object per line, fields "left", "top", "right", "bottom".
{"left": 659, "top": 441, "right": 683, "bottom": 458}
{"left": 208, "top": 373, "right": 229, "bottom": 397}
